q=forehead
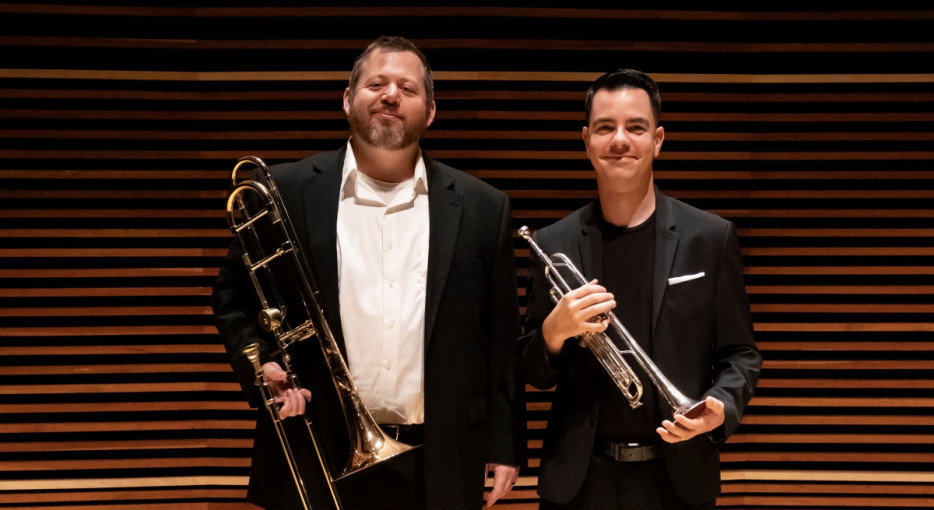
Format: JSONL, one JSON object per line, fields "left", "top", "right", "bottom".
{"left": 358, "top": 49, "right": 425, "bottom": 83}
{"left": 589, "top": 87, "right": 654, "bottom": 125}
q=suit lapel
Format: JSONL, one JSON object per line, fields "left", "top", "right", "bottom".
{"left": 652, "top": 188, "right": 678, "bottom": 335}
{"left": 424, "top": 156, "right": 463, "bottom": 351}
{"left": 301, "top": 150, "right": 346, "bottom": 353}
{"left": 577, "top": 202, "right": 603, "bottom": 283}
{"left": 576, "top": 203, "right": 604, "bottom": 387}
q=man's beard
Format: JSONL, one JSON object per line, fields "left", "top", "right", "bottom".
{"left": 348, "top": 103, "right": 426, "bottom": 151}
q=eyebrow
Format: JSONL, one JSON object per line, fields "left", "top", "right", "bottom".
{"left": 362, "top": 74, "right": 418, "bottom": 88}
{"left": 590, "top": 116, "right": 651, "bottom": 126}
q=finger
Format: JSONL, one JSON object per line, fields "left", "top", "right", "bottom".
{"left": 565, "top": 289, "right": 615, "bottom": 317}
{"left": 285, "top": 389, "right": 300, "bottom": 418}
{"left": 293, "top": 389, "right": 306, "bottom": 415}
{"left": 485, "top": 471, "right": 508, "bottom": 507}
{"left": 656, "top": 425, "right": 680, "bottom": 443}
{"left": 659, "top": 420, "right": 689, "bottom": 442}
{"left": 706, "top": 395, "right": 725, "bottom": 414}
{"left": 566, "top": 279, "right": 603, "bottom": 297}
{"left": 262, "top": 362, "right": 287, "bottom": 382}
{"left": 667, "top": 419, "right": 691, "bottom": 435}
{"left": 485, "top": 487, "right": 502, "bottom": 507}
{"left": 483, "top": 464, "right": 496, "bottom": 507}
{"left": 572, "top": 292, "right": 614, "bottom": 312}
{"left": 278, "top": 389, "right": 302, "bottom": 419}
{"left": 568, "top": 293, "right": 616, "bottom": 322}
{"left": 277, "top": 390, "right": 293, "bottom": 419}
{"left": 581, "top": 297, "right": 616, "bottom": 316}
{"left": 580, "top": 301, "right": 615, "bottom": 332}
{"left": 672, "top": 413, "right": 696, "bottom": 431}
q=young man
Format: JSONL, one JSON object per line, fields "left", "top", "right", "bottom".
{"left": 519, "top": 69, "right": 761, "bottom": 510}
{"left": 212, "top": 36, "right": 524, "bottom": 510}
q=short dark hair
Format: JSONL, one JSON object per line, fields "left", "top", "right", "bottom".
{"left": 347, "top": 35, "right": 434, "bottom": 107}
{"left": 584, "top": 69, "right": 661, "bottom": 126}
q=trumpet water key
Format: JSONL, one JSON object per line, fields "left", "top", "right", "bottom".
{"left": 518, "top": 225, "right": 706, "bottom": 419}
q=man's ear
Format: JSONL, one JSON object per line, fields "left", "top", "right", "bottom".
{"left": 426, "top": 100, "right": 437, "bottom": 128}
{"left": 581, "top": 126, "right": 590, "bottom": 150}
{"left": 342, "top": 88, "right": 352, "bottom": 116}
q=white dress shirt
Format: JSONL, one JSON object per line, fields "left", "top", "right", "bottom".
{"left": 336, "top": 141, "right": 429, "bottom": 425}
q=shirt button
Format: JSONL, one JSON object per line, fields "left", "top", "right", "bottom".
{"left": 384, "top": 360, "right": 392, "bottom": 370}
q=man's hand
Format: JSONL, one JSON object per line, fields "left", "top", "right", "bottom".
{"left": 541, "top": 279, "right": 615, "bottom": 354}
{"left": 483, "top": 463, "right": 519, "bottom": 507}
{"left": 262, "top": 361, "right": 312, "bottom": 419}
{"left": 657, "top": 396, "right": 725, "bottom": 443}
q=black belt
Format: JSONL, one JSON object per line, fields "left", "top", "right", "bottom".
{"left": 379, "top": 423, "right": 424, "bottom": 445}
{"left": 596, "top": 439, "right": 663, "bottom": 462}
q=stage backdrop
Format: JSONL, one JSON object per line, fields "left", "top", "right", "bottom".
{"left": 1, "top": 5, "right": 932, "bottom": 509}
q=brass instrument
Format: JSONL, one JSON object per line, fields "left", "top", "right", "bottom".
{"left": 226, "top": 155, "right": 416, "bottom": 510}
{"left": 518, "top": 225, "right": 706, "bottom": 419}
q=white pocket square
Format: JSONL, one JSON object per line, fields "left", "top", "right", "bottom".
{"left": 668, "top": 272, "right": 705, "bottom": 285}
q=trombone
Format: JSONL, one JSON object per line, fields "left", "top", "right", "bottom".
{"left": 518, "top": 225, "right": 706, "bottom": 419}
{"left": 226, "top": 156, "right": 416, "bottom": 509}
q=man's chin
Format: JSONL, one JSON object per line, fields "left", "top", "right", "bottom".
{"left": 359, "top": 127, "right": 402, "bottom": 150}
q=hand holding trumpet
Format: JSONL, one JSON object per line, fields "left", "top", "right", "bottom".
{"left": 541, "top": 279, "right": 616, "bottom": 355}
{"left": 657, "top": 395, "right": 725, "bottom": 443}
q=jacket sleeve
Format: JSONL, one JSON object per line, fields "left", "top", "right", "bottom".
{"left": 517, "top": 231, "right": 570, "bottom": 390}
{"left": 485, "top": 193, "right": 527, "bottom": 467}
{"left": 706, "top": 221, "right": 762, "bottom": 442}
{"left": 211, "top": 229, "right": 277, "bottom": 408}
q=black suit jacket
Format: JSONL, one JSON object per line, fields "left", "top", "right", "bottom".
{"left": 519, "top": 187, "right": 761, "bottom": 506}
{"left": 212, "top": 146, "right": 525, "bottom": 510}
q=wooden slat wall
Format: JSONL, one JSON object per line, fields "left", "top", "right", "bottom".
{"left": 2, "top": 5, "right": 933, "bottom": 509}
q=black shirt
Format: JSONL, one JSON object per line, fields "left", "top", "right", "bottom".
{"left": 594, "top": 211, "right": 663, "bottom": 443}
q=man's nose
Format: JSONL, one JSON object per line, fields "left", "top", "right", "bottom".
{"left": 382, "top": 84, "right": 400, "bottom": 105}
{"left": 610, "top": 127, "right": 629, "bottom": 148}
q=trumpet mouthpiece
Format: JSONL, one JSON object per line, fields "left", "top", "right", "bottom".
{"left": 517, "top": 226, "right": 531, "bottom": 239}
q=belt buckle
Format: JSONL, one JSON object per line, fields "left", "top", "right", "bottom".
{"left": 622, "top": 442, "right": 641, "bottom": 462}
{"left": 606, "top": 441, "right": 656, "bottom": 462}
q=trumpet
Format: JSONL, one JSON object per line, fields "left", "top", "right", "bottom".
{"left": 226, "top": 156, "right": 415, "bottom": 509}
{"left": 518, "top": 225, "right": 706, "bottom": 419}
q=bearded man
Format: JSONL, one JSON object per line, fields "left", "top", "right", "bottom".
{"left": 212, "top": 36, "right": 526, "bottom": 510}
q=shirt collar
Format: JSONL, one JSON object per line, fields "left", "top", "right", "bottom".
{"left": 340, "top": 139, "right": 428, "bottom": 204}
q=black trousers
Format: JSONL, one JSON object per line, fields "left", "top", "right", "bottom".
{"left": 539, "top": 453, "right": 716, "bottom": 510}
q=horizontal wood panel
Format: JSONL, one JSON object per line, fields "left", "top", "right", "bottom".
{"left": 2, "top": 4, "right": 933, "bottom": 510}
